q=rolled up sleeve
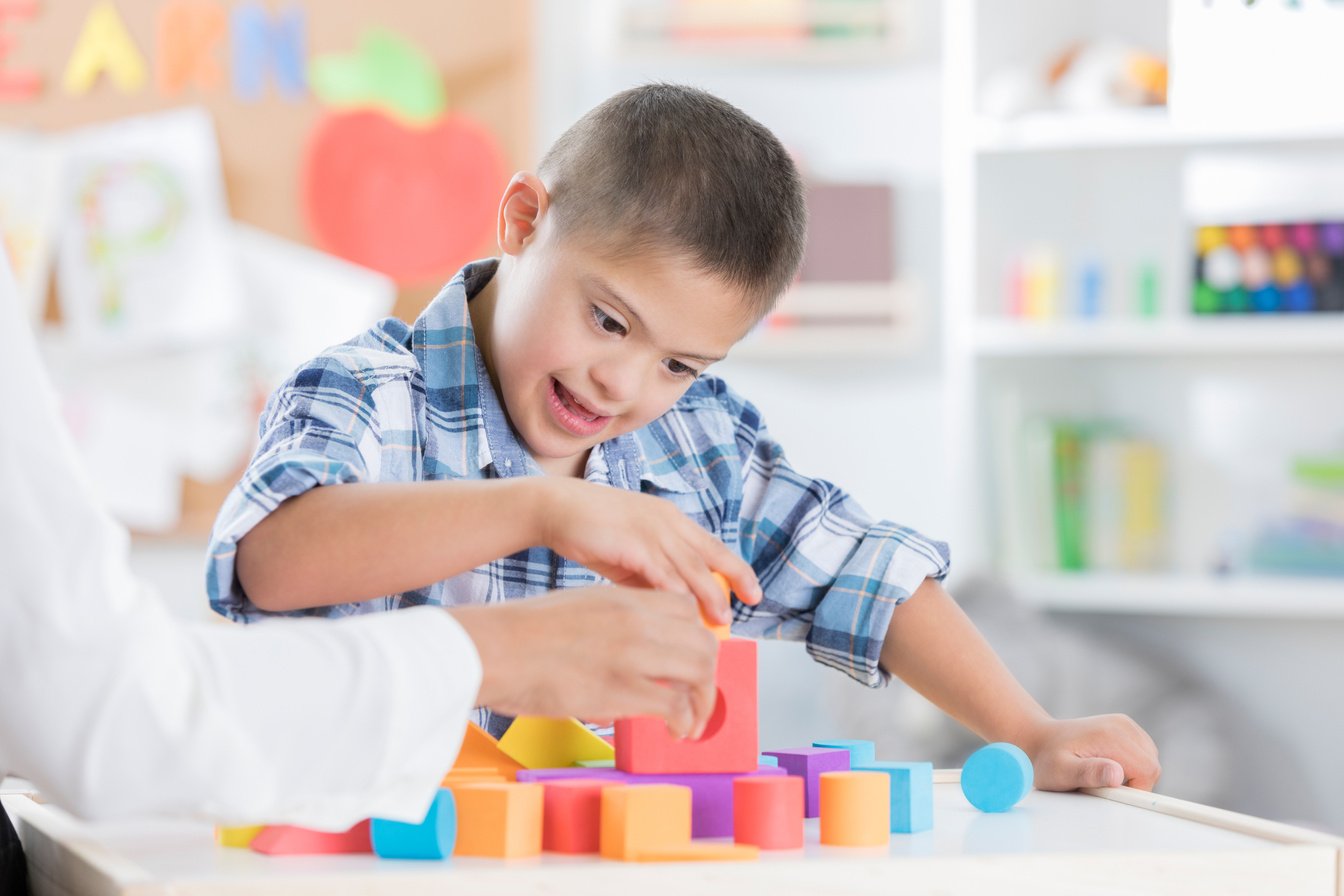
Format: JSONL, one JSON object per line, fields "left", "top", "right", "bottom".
{"left": 730, "top": 407, "right": 951, "bottom": 687}
{"left": 208, "top": 345, "right": 420, "bottom": 622}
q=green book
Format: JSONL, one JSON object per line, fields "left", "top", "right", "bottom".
{"left": 1052, "top": 424, "right": 1087, "bottom": 571}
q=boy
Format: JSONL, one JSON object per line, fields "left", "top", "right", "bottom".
{"left": 209, "top": 84, "right": 1159, "bottom": 791}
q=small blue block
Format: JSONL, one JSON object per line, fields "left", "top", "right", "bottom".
{"left": 854, "top": 761, "right": 933, "bottom": 833}
{"left": 961, "top": 743, "right": 1033, "bottom": 813}
{"left": 758, "top": 754, "right": 779, "bottom": 767}
{"left": 371, "top": 788, "right": 456, "bottom": 859}
{"left": 812, "top": 739, "right": 876, "bottom": 767}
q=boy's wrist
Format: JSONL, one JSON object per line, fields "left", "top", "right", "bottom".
{"left": 999, "top": 711, "right": 1057, "bottom": 758}
{"left": 523, "top": 476, "right": 568, "bottom": 550}
{"left": 495, "top": 477, "right": 556, "bottom": 550}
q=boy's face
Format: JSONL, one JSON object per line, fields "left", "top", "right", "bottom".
{"left": 479, "top": 212, "right": 757, "bottom": 475}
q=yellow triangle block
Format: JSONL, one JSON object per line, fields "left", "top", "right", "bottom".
{"left": 497, "top": 717, "right": 614, "bottom": 769}
{"left": 215, "top": 825, "right": 265, "bottom": 848}
{"left": 450, "top": 722, "right": 526, "bottom": 781}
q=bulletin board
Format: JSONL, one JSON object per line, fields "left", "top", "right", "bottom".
{"left": 0, "top": 0, "right": 533, "bottom": 535}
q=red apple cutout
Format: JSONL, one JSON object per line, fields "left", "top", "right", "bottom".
{"left": 303, "top": 109, "right": 506, "bottom": 285}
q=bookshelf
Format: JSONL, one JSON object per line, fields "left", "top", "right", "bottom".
{"left": 941, "top": 0, "right": 1344, "bottom": 617}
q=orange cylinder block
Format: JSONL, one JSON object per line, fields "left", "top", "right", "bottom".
{"left": 733, "top": 775, "right": 804, "bottom": 849}
{"left": 818, "top": 771, "right": 890, "bottom": 847}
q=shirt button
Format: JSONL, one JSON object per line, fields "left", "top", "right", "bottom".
{"left": 505, "top": 459, "right": 512, "bottom": 469}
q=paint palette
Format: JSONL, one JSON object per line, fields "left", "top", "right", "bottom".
{"left": 1192, "top": 222, "right": 1344, "bottom": 314}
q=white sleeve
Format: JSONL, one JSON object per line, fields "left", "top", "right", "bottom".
{"left": 0, "top": 254, "right": 481, "bottom": 829}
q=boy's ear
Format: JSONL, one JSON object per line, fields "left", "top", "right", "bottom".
{"left": 497, "top": 172, "right": 550, "bottom": 255}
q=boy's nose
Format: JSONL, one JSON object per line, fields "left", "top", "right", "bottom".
{"left": 588, "top": 353, "right": 645, "bottom": 406}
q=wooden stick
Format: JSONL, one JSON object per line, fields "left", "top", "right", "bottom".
{"left": 1083, "top": 785, "right": 1344, "bottom": 848}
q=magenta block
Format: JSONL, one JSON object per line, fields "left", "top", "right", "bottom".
{"left": 762, "top": 748, "right": 851, "bottom": 817}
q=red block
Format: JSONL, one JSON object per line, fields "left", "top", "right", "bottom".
{"left": 733, "top": 775, "right": 804, "bottom": 849}
{"left": 541, "top": 778, "right": 620, "bottom": 854}
{"left": 250, "top": 820, "right": 372, "bottom": 855}
{"left": 615, "top": 638, "right": 757, "bottom": 774}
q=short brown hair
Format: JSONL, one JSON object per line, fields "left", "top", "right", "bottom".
{"left": 539, "top": 84, "right": 807, "bottom": 318}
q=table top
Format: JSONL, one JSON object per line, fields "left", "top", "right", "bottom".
{"left": 8, "top": 778, "right": 1343, "bottom": 896}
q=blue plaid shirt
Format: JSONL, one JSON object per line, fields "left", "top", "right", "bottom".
{"left": 208, "top": 260, "right": 950, "bottom": 736}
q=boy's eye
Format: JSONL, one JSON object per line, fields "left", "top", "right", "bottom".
{"left": 590, "top": 305, "right": 627, "bottom": 336}
{"left": 665, "top": 359, "right": 699, "bottom": 378}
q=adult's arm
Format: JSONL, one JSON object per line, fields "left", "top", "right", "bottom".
{"left": 0, "top": 255, "right": 479, "bottom": 828}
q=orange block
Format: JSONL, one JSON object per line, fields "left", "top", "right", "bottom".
{"left": 635, "top": 842, "right": 759, "bottom": 862}
{"left": 250, "top": 820, "right": 372, "bottom": 855}
{"left": 615, "top": 638, "right": 757, "bottom": 774}
{"left": 441, "top": 767, "right": 507, "bottom": 788}
{"left": 819, "top": 771, "right": 890, "bottom": 847}
{"left": 599, "top": 785, "right": 691, "bottom": 861}
{"left": 541, "top": 778, "right": 622, "bottom": 854}
{"left": 451, "top": 722, "right": 525, "bottom": 781}
{"left": 453, "top": 782, "right": 543, "bottom": 858}
{"left": 700, "top": 572, "right": 733, "bottom": 639}
{"left": 734, "top": 775, "right": 804, "bottom": 849}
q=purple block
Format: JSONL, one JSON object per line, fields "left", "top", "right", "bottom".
{"left": 627, "top": 765, "right": 785, "bottom": 838}
{"left": 762, "top": 748, "right": 851, "bottom": 818}
{"left": 518, "top": 766, "right": 783, "bottom": 838}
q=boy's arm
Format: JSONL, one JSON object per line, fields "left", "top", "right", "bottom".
{"left": 880, "top": 578, "right": 1162, "bottom": 792}
{"left": 237, "top": 479, "right": 545, "bottom": 612}
{"left": 239, "top": 475, "right": 760, "bottom": 617}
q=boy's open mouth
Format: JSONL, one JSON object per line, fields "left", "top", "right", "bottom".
{"left": 548, "top": 378, "right": 610, "bottom": 436}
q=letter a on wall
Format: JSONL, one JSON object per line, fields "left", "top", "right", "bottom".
{"left": 63, "top": 1, "right": 148, "bottom": 95}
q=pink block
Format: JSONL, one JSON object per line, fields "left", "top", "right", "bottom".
{"left": 734, "top": 775, "right": 805, "bottom": 849}
{"left": 542, "top": 779, "right": 620, "bottom": 854}
{"left": 250, "top": 820, "right": 372, "bottom": 855}
{"left": 615, "top": 639, "right": 758, "bottom": 775}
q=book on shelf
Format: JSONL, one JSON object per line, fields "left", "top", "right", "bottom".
{"left": 1010, "top": 420, "right": 1167, "bottom": 574}
{"left": 1241, "top": 456, "right": 1344, "bottom": 578}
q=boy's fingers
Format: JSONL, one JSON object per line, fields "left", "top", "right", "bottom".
{"left": 674, "top": 552, "right": 732, "bottom": 624}
{"left": 1075, "top": 757, "right": 1125, "bottom": 789}
{"left": 699, "top": 537, "right": 762, "bottom": 606}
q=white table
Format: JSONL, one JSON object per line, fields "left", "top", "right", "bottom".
{"left": 7, "top": 776, "right": 1342, "bottom": 896}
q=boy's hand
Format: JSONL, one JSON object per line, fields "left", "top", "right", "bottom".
{"left": 534, "top": 478, "right": 761, "bottom": 624}
{"left": 447, "top": 585, "right": 719, "bottom": 739}
{"left": 1024, "top": 714, "right": 1162, "bottom": 792}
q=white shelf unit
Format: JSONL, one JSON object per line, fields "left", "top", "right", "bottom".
{"left": 1014, "top": 572, "right": 1344, "bottom": 619}
{"left": 972, "top": 317, "right": 1344, "bottom": 358}
{"left": 942, "top": 0, "right": 1344, "bottom": 617}
{"left": 975, "top": 108, "right": 1344, "bottom": 155}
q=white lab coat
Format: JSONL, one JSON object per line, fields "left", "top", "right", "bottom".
{"left": 0, "top": 253, "right": 481, "bottom": 829}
